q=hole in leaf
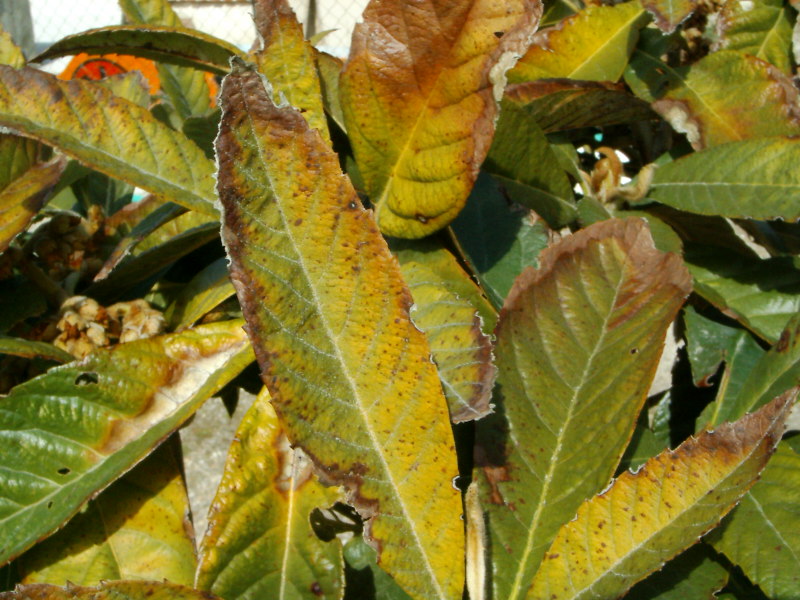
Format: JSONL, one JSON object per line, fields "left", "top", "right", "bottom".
{"left": 74, "top": 372, "right": 99, "bottom": 386}
{"left": 47, "top": 501, "right": 53, "bottom": 509}
{"left": 57, "top": 467, "right": 70, "bottom": 475}
{"left": 310, "top": 502, "right": 362, "bottom": 541}
{"left": 630, "top": 348, "right": 639, "bottom": 355}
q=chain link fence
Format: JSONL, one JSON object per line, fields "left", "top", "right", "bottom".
{"left": 16, "top": 0, "right": 367, "bottom": 60}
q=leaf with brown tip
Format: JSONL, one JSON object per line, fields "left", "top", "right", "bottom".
{"left": 0, "top": 66, "right": 217, "bottom": 215}
{"left": 477, "top": 218, "right": 692, "bottom": 600}
{"left": 216, "top": 60, "right": 464, "bottom": 599}
{"left": 251, "top": 0, "right": 330, "bottom": 141}
{"left": 340, "top": 0, "right": 542, "bottom": 238}
{"left": 527, "top": 391, "right": 795, "bottom": 600}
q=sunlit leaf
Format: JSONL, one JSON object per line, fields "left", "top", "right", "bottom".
{"left": 528, "top": 392, "right": 795, "bottom": 599}
{"left": 19, "top": 441, "right": 195, "bottom": 586}
{"left": 340, "top": 0, "right": 542, "bottom": 237}
{"left": 391, "top": 240, "right": 497, "bottom": 422}
{"left": 0, "top": 27, "right": 25, "bottom": 69}
{"left": 450, "top": 173, "right": 551, "bottom": 310}
{"left": 119, "top": 0, "right": 215, "bottom": 121}
{"left": 251, "top": 0, "right": 330, "bottom": 141}
{"left": 509, "top": 0, "right": 649, "bottom": 83}
{"left": 0, "top": 321, "right": 253, "bottom": 565}
{"left": 650, "top": 137, "right": 800, "bottom": 220}
{"left": 651, "top": 51, "right": 800, "bottom": 150}
{"left": 685, "top": 245, "right": 800, "bottom": 344}
{"left": 483, "top": 101, "right": 576, "bottom": 228}
{"left": 716, "top": 0, "right": 794, "bottom": 73}
{"left": 642, "top": 0, "right": 697, "bottom": 32}
{"left": 626, "top": 544, "right": 729, "bottom": 600}
{"left": 0, "top": 156, "right": 66, "bottom": 253}
{"left": 707, "top": 441, "right": 800, "bottom": 598}
{"left": 196, "top": 389, "right": 342, "bottom": 599}
{"left": 476, "top": 218, "right": 692, "bottom": 600}
{"left": 165, "top": 258, "right": 235, "bottom": 330}
{"left": 0, "top": 66, "right": 217, "bottom": 215}
{"left": 0, "top": 581, "right": 222, "bottom": 600}
{"left": 34, "top": 26, "right": 242, "bottom": 75}
{"left": 216, "top": 61, "right": 464, "bottom": 599}
{"left": 503, "top": 80, "right": 657, "bottom": 133}
{"left": 0, "top": 337, "right": 72, "bottom": 364}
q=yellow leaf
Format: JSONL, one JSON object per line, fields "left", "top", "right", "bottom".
{"left": 340, "top": 0, "right": 542, "bottom": 238}
{"left": 527, "top": 392, "right": 795, "bottom": 600}
{"left": 251, "top": 0, "right": 330, "bottom": 142}
{"left": 216, "top": 60, "right": 464, "bottom": 599}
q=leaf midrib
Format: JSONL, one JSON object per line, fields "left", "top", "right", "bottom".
{"left": 509, "top": 250, "right": 628, "bottom": 600}
{"left": 239, "top": 92, "right": 445, "bottom": 599}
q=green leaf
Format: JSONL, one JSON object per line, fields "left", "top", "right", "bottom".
{"left": 0, "top": 135, "right": 40, "bottom": 193}
{"left": 314, "top": 51, "right": 345, "bottom": 133}
{"left": 626, "top": 544, "right": 729, "bottom": 599}
{"left": 0, "top": 66, "right": 217, "bottom": 216}
{"left": 527, "top": 393, "right": 795, "bottom": 599}
{"left": 484, "top": 101, "right": 577, "bottom": 228}
{"left": 0, "top": 581, "right": 223, "bottom": 600}
{"left": 476, "top": 218, "right": 692, "bottom": 600}
{"left": 216, "top": 61, "right": 464, "bottom": 599}
{"left": 33, "top": 26, "right": 242, "bottom": 75}
{"left": 450, "top": 173, "right": 551, "bottom": 310}
{"left": 342, "top": 537, "right": 412, "bottom": 600}
{"left": 18, "top": 441, "right": 195, "bottom": 586}
{"left": 85, "top": 220, "right": 219, "bottom": 303}
{"left": 196, "top": 389, "right": 343, "bottom": 599}
{"left": 0, "top": 156, "right": 67, "bottom": 253}
{"left": 0, "top": 321, "right": 253, "bottom": 565}
{"left": 503, "top": 80, "right": 657, "bottom": 133}
{"left": 716, "top": 0, "right": 795, "bottom": 73}
{"left": 683, "top": 305, "right": 764, "bottom": 387}
{"left": 165, "top": 258, "right": 235, "bottom": 331}
{"left": 251, "top": 0, "right": 330, "bottom": 142}
{"left": 0, "top": 337, "right": 72, "bottom": 364}
{"left": 702, "top": 314, "right": 800, "bottom": 428}
{"left": 707, "top": 442, "right": 800, "bottom": 598}
{"left": 642, "top": 0, "right": 698, "bottom": 32}
{"left": 650, "top": 137, "right": 800, "bottom": 221}
{"left": 508, "top": 0, "right": 649, "bottom": 83}
{"left": 391, "top": 240, "right": 497, "bottom": 422}
{"left": 651, "top": 51, "right": 800, "bottom": 149}
{"left": 119, "top": 0, "right": 215, "bottom": 121}
{"left": 619, "top": 392, "right": 674, "bottom": 472}
{"left": 624, "top": 28, "right": 686, "bottom": 104}
{"left": 685, "top": 245, "right": 800, "bottom": 343}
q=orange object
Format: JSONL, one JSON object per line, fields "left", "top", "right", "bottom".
{"left": 59, "top": 52, "right": 218, "bottom": 106}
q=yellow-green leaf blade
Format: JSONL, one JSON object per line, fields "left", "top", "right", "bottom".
{"left": 652, "top": 51, "right": 800, "bottom": 150}
{"left": 0, "top": 337, "right": 73, "bottom": 363}
{"left": 707, "top": 441, "right": 800, "bottom": 598}
{"left": 477, "top": 218, "right": 692, "bottom": 600}
{"left": 341, "top": 0, "right": 542, "bottom": 238}
{"left": 642, "top": 0, "right": 698, "bottom": 33}
{"left": 0, "top": 581, "right": 222, "bottom": 600}
{"left": 196, "top": 389, "right": 343, "bottom": 599}
{"left": 0, "top": 156, "right": 66, "bottom": 253}
{"left": 165, "top": 257, "right": 235, "bottom": 330}
{"left": 34, "top": 25, "right": 243, "bottom": 75}
{"left": 19, "top": 441, "right": 196, "bottom": 586}
{"left": 0, "top": 26, "right": 25, "bottom": 69}
{"left": 251, "top": 0, "right": 330, "bottom": 142}
{"left": 0, "top": 321, "right": 253, "bottom": 566}
{"left": 527, "top": 392, "right": 795, "bottom": 600}
{"left": 0, "top": 66, "right": 217, "bottom": 215}
{"left": 216, "top": 62, "right": 464, "bottom": 599}
{"left": 508, "top": 1, "right": 649, "bottom": 83}
{"left": 717, "top": 0, "right": 794, "bottom": 73}
{"left": 392, "top": 240, "right": 497, "bottom": 423}
{"left": 650, "top": 137, "right": 800, "bottom": 221}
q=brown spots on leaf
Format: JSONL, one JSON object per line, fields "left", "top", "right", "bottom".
{"left": 482, "top": 465, "right": 511, "bottom": 505}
